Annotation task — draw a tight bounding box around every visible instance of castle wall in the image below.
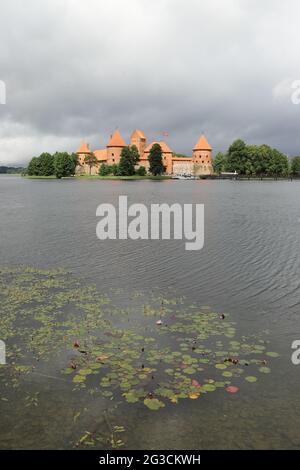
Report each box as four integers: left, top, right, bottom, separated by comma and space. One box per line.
107, 147, 123, 165
76, 163, 100, 176
193, 163, 212, 176
172, 161, 194, 175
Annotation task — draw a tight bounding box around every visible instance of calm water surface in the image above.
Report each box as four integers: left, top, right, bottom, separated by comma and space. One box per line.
0, 175, 300, 449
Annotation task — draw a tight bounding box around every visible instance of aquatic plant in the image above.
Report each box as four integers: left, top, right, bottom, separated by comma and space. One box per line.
0, 267, 280, 414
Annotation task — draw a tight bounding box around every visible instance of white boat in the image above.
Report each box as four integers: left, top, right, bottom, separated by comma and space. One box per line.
172, 174, 196, 180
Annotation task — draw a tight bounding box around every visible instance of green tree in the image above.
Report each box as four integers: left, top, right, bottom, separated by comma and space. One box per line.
213, 152, 227, 174
149, 143, 164, 176
131, 145, 140, 166
118, 147, 135, 176
136, 166, 146, 176
111, 164, 119, 175
99, 163, 110, 176
84, 152, 98, 175
27, 157, 41, 176
226, 139, 248, 174
291, 156, 300, 176
71, 153, 79, 175
54, 152, 75, 179
268, 149, 289, 178
255, 145, 273, 177
39, 152, 55, 176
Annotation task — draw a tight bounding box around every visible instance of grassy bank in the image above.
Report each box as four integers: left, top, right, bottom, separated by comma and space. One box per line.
75, 175, 172, 180
23, 174, 172, 181
23, 175, 59, 179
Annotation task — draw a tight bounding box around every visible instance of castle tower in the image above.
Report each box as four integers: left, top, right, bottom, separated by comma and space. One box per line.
130, 129, 147, 158
192, 135, 213, 175
106, 130, 126, 165
76, 141, 91, 165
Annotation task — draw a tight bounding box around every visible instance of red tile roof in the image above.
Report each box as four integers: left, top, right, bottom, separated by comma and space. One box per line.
193, 135, 212, 151
107, 130, 126, 147
144, 141, 173, 153
133, 129, 146, 139
77, 142, 90, 153
94, 149, 107, 161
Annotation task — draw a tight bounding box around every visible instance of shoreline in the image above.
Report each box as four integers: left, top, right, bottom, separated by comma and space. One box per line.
19, 174, 300, 181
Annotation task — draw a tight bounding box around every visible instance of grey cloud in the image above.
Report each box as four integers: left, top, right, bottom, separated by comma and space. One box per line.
1, 0, 300, 165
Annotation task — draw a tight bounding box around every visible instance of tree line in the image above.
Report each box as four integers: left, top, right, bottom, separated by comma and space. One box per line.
25, 152, 78, 178
213, 139, 300, 178
0, 166, 24, 174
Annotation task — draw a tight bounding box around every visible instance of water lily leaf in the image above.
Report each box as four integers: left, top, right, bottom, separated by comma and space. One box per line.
215, 381, 226, 388
222, 371, 233, 377
259, 367, 271, 374
143, 398, 165, 410
73, 375, 86, 383
215, 364, 227, 370
245, 376, 258, 383
201, 384, 216, 392
79, 368, 92, 376
266, 352, 279, 358
123, 392, 139, 403
183, 367, 197, 375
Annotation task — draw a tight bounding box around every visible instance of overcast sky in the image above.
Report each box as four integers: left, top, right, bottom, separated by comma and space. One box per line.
1, 0, 300, 165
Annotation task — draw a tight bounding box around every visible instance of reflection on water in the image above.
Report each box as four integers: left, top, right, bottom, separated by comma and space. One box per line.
0, 176, 300, 449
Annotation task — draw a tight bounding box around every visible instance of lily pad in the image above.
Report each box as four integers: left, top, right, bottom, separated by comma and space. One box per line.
259, 367, 271, 374
183, 367, 197, 375
222, 371, 233, 378
245, 376, 258, 383
143, 398, 165, 410
201, 384, 216, 392
73, 375, 86, 383
123, 392, 139, 403
215, 364, 227, 370
266, 352, 279, 358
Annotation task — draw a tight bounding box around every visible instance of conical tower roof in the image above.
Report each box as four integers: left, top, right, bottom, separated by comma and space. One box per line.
193, 135, 212, 151
107, 130, 126, 147
77, 142, 90, 153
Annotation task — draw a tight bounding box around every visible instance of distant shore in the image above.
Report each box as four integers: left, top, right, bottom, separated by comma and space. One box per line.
23, 175, 172, 181
19, 174, 300, 181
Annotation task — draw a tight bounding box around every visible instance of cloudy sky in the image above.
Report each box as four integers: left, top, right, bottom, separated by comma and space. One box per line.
1, 0, 300, 165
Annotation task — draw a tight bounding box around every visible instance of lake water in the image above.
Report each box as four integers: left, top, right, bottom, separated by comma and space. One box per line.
0, 175, 300, 449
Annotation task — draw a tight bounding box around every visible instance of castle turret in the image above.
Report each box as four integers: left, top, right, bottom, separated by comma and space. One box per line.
106, 130, 126, 165
192, 135, 213, 175
76, 141, 91, 165
130, 129, 147, 158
